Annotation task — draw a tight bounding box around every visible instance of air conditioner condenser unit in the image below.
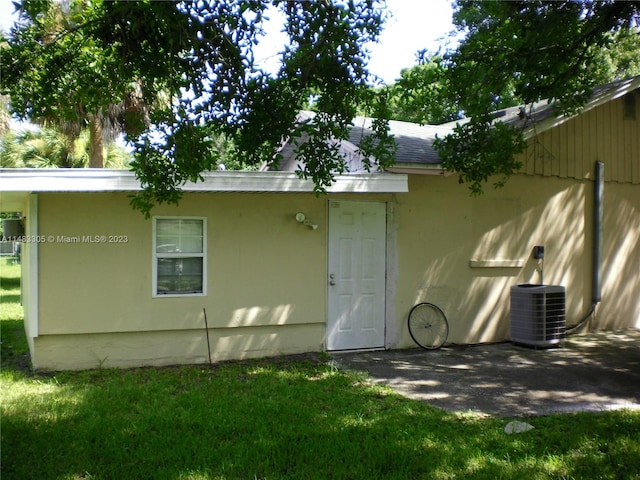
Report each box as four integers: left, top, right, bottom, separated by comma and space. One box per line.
510, 284, 566, 348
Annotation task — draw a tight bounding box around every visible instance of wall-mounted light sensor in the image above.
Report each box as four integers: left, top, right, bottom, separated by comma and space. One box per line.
295, 212, 318, 230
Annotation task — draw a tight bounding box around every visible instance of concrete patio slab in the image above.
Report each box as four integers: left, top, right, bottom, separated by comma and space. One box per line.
331, 330, 640, 417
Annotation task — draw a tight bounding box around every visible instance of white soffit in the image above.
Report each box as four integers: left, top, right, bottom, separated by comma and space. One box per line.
0, 169, 408, 194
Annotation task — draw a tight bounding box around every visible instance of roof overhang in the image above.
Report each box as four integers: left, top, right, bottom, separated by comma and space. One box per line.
0, 169, 408, 212
522, 75, 640, 139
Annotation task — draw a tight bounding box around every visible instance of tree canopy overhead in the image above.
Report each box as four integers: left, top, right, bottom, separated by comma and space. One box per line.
434, 0, 640, 193
3, 0, 640, 209
448, 0, 640, 116
1, 0, 393, 215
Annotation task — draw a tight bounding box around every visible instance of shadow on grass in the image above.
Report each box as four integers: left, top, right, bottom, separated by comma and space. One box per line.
0, 276, 20, 290
2, 356, 640, 479
0, 293, 21, 304
0, 319, 30, 372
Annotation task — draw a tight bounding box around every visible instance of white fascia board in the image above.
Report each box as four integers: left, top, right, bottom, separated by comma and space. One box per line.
0, 169, 408, 194
0, 169, 141, 192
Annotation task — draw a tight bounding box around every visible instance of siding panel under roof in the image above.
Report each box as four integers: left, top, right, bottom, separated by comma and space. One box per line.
517, 95, 640, 184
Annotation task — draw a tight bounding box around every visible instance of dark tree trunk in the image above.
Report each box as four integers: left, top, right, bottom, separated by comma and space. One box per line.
88, 112, 104, 168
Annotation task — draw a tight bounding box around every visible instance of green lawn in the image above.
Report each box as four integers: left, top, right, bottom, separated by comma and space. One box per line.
1, 257, 639, 479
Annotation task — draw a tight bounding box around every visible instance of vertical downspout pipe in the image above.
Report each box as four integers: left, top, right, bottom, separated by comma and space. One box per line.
567, 161, 603, 334
593, 161, 604, 304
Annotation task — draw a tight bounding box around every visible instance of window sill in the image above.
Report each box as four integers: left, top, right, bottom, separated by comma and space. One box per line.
153, 292, 206, 298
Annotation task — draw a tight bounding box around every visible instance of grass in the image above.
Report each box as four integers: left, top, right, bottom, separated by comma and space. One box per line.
1, 258, 640, 479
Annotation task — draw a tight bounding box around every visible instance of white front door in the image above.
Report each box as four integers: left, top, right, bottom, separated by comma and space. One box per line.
327, 200, 386, 350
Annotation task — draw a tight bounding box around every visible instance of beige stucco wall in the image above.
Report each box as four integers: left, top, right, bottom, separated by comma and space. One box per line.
391, 173, 639, 348
385, 93, 638, 348
31, 324, 326, 371
599, 182, 640, 329
34, 191, 335, 369
31, 168, 639, 371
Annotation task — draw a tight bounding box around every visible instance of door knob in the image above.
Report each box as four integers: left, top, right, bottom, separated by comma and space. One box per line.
329, 273, 336, 286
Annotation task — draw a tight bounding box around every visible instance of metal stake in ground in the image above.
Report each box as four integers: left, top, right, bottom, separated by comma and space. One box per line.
203, 308, 212, 367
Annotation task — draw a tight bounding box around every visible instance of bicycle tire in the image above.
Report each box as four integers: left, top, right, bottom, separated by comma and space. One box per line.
408, 302, 449, 350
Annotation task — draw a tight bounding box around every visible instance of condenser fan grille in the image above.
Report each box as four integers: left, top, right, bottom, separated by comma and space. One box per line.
510, 285, 566, 348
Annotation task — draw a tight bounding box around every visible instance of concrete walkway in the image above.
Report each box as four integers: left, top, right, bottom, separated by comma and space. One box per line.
331, 330, 640, 417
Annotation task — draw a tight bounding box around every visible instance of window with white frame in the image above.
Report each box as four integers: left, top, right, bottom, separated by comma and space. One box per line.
153, 217, 206, 296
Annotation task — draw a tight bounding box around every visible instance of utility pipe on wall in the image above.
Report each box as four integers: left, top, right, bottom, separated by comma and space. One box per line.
592, 161, 604, 304
567, 161, 603, 334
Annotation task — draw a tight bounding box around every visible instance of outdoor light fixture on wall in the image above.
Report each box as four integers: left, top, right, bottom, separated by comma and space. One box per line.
295, 212, 318, 230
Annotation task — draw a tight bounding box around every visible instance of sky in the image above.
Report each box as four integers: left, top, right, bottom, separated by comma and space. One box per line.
0, 0, 456, 86
359, 0, 457, 83
252, 0, 457, 84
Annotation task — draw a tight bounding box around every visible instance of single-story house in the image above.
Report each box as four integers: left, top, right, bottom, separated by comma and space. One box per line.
1, 76, 638, 370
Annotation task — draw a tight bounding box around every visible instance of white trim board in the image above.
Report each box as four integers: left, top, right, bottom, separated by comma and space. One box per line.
0, 169, 408, 194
